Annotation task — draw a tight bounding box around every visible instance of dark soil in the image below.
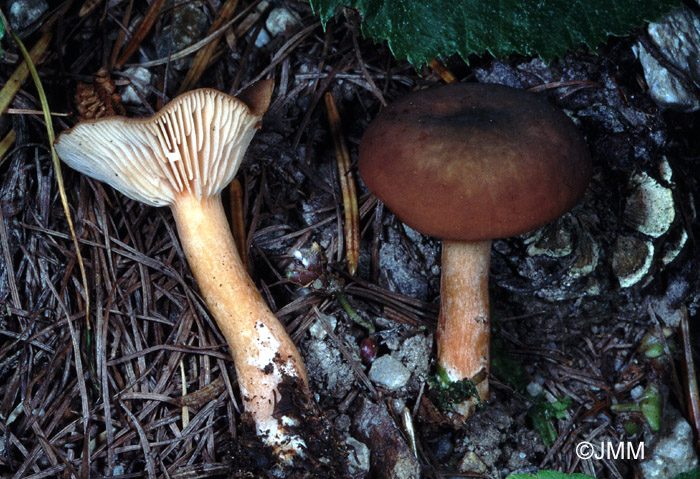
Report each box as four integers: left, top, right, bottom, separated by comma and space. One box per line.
1, 1, 699, 478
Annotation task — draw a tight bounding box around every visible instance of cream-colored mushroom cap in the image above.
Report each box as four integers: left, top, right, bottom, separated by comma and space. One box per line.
55, 88, 264, 206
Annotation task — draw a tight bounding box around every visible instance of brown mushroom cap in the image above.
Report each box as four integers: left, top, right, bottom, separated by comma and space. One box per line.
358, 83, 592, 241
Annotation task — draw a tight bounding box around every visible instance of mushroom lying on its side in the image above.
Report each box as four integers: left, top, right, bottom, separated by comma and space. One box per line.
55, 82, 311, 459
359, 83, 592, 416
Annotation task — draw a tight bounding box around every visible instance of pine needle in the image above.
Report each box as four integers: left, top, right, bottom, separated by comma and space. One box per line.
10, 29, 91, 328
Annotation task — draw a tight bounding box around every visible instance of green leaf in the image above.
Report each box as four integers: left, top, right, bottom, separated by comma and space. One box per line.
0, 14, 5, 58
310, 0, 681, 65
639, 383, 663, 431
491, 337, 529, 392
527, 394, 572, 447
508, 471, 596, 479
673, 467, 700, 479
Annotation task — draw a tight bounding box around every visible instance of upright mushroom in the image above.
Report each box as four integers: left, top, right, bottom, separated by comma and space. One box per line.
359, 83, 591, 415
55, 83, 310, 457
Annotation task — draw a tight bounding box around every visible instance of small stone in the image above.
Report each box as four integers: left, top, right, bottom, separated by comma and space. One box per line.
368, 355, 411, 391
526, 381, 543, 397
303, 339, 354, 398
650, 276, 691, 328
120, 67, 152, 104
429, 434, 454, 462
390, 398, 406, 416
156, 4, 209, 70
265, 8, 298, 36
613, 357, 625, 371
335, 414, 352, 434
309, 314, 336, 340
345, 437, 370, 475
392, 334, 431, 385
612, 236, 654, 288
624, 172, 675, 238
383, 332, 401, 351
459, 451, 488, 473
639, 407, 699, 479
378, 224, 437, 301
635, 7, 700, 111
353, 398, 421, 479
253, 28, 270, 48
112, 465, 125, 475
631, 385, 645, 400
636, 45, 700, 112
8, 0, 48, 32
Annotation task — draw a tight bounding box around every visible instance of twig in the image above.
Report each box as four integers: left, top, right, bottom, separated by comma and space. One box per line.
324, 92, 360, 276
8, 24, 91, 332
108, 0, 134, 69
428, 58, 456, 83
680, 306, 700, 450
0, 31, 52, 115
0, 129, 15, 165
229, 178, 249, 271
353, 28, 387, 106
127, 4, 259, 68
114, 0, 167, 67
178, 0, 240, 94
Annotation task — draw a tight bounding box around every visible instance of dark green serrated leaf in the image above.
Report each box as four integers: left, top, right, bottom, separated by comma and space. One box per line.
0, 14, 5, 57
508, 471, 596, 479
310, 0, 681, 65
673, 467, 700, 479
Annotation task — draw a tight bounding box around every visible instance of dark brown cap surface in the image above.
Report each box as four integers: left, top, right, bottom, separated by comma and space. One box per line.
358, 83, 592, 241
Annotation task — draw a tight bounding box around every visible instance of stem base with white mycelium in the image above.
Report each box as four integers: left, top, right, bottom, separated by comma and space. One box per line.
172, 194, 309, 456
55, 84, 317, 461
437, 239, 491, 415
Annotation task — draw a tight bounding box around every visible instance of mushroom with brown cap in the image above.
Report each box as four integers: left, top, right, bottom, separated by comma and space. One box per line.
54, 82, 311, 459
358, 82, 592, 415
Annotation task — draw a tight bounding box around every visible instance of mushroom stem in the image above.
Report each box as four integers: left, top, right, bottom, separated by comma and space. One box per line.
171, 193, 309, 455
437, 239, 491, 408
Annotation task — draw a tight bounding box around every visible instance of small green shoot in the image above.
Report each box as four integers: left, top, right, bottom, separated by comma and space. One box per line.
610, 383, 663, 431
492, 338, 572, 446
492, 337, 528, 391
639, 384, 663, 431
337, 292, 375, 334
527, 394, 573, 447
639, 331, 668, 358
